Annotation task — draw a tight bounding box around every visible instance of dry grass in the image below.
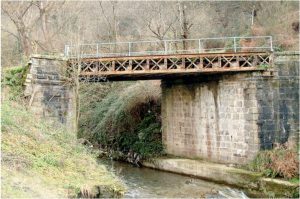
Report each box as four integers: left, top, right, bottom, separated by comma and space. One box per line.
268, 145, 299, 179
246, 143, 299, 180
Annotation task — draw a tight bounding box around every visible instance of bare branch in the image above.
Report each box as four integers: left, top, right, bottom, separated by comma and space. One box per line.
19, 1, 34, 18
1, 27, 20, 42
98, 1, 113, 37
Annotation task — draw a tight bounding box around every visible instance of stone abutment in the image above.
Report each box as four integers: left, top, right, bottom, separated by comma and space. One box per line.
24, 55, 76, 132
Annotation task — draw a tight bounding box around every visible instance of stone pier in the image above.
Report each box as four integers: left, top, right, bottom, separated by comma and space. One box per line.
161, 52, 299, 164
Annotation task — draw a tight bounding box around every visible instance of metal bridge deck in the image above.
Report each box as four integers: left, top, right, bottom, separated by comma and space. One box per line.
68, 51, 273, 81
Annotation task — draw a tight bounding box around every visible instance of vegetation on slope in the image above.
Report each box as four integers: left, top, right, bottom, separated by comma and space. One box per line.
1, 67, 125, 198
79, 81, 164, 160
2, 65, 29, 100
1, 100, 125, 198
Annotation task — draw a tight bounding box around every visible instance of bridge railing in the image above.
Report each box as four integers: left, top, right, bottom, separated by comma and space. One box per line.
64, 36, 273, 58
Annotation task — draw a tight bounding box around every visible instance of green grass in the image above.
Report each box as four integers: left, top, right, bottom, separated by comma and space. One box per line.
258, 64, 269, 70
1, 100, 125, 198
289, 177, 300, 184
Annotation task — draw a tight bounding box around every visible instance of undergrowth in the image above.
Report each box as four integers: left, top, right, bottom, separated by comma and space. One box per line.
245, 144, 299, 180
1, 100, 125, 198
2, 65, 29, 100
79, 80, 164, 160
117, 113, 163, 158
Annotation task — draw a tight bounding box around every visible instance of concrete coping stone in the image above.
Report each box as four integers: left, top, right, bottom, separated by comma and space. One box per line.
30, 54, 67, 61
274, 51, 300, 56
143, 158, 299, 198
274, 51, 300, 62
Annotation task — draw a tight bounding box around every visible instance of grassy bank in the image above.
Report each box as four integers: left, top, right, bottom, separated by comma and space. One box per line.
1, 99, 125, 198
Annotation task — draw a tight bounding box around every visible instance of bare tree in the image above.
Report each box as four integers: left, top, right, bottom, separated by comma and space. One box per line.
143, 3, 177, 41
177, 1, 193, 50
98, 1, 119, 42
33, 1, 64, 50
2, 1, 35, 56
1, 1, 299, 67
2, 1, 66, 56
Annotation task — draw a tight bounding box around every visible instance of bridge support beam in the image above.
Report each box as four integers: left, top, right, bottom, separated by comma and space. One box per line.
161, 52, 299, 164
24, 55, 76, 132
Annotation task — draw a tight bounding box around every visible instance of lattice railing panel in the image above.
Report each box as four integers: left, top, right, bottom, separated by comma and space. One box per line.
239, 55, 255, 67
149, 58, 164, 70
185, 57, 201, 69
257, 54, 270, 65
221, 56, 238, 68
167, 58, 182, 70
99, 61, 111, 71
70, 52, 273, 81
203, 56, 218, 68
115, 60, 129, 71
132, 59, 146, 71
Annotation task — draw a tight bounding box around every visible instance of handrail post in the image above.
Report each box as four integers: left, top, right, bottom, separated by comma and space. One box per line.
198, 39, 201, 53
96, 44, 99, 57
269, 36, 273, 52
233, 37, 237, 52
164, 40, 167, 54
99, 44, 101, 57
78, 45, 81, 59
128, 42, 131, 56
64, 45, 69, 57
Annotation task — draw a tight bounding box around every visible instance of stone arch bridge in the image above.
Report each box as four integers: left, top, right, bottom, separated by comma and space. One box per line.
24, 36, 299, 164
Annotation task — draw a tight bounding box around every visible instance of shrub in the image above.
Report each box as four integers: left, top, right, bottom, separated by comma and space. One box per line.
117, 113, 163, 158
246, 144, 299, 179
79, 80, 164, 159
2, 65, 29, 100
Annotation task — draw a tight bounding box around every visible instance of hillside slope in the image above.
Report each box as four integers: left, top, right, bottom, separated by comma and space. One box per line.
1, 100, 125, 198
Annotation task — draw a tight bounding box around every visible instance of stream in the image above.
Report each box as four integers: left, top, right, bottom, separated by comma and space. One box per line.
100, 159, 249, 198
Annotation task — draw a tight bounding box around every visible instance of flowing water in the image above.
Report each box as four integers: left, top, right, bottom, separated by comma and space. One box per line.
100, 159, 249, 198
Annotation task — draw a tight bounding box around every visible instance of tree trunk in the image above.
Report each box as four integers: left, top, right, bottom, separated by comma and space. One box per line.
18, 26, 31, 57
40, 2, 49, 48
178, 2, 189, 50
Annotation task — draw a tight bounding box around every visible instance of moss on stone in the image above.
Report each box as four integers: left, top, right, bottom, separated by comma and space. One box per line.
259, 178, 299, 198
143, 158, 299, 198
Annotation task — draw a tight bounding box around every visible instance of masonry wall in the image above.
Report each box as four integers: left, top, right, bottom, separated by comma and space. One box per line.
24, 55, 76, 132
256, 53, 299, 149
161, 52, 299, 164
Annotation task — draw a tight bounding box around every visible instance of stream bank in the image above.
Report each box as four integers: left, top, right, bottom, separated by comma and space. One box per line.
142, 157, 299, 198
100, 159, 248, 198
